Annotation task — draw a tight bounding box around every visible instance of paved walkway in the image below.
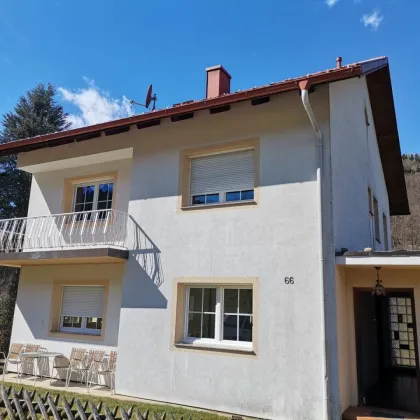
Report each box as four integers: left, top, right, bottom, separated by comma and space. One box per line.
2, 373, 120, 399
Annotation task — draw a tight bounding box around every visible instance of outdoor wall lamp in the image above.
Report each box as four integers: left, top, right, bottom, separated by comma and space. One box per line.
372, 266, 386, 296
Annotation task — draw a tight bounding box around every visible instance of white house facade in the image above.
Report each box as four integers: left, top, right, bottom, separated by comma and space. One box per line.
0, 57, 412, 420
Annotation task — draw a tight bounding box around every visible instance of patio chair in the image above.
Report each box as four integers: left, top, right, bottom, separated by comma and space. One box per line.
54, 348, 87, 387
88, 350, 117, 394
20, 343, 41, 378
50, 354, 71, 385
66, 349, 103, 392
1, 343, 25, 381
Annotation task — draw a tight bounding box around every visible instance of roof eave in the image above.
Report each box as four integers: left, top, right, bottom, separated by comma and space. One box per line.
366, 65, 409, 216
0, 65, 362, 156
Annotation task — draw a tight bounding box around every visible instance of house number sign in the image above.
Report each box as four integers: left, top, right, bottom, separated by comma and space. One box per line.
284, 277, 294, 284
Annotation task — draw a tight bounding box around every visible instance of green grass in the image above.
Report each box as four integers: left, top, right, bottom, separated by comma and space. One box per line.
0, 380, 229, 420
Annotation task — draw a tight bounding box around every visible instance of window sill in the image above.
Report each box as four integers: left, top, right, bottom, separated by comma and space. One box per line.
175, 341, 255, 355
180, 200, 257, 211
48, 331, 104, 341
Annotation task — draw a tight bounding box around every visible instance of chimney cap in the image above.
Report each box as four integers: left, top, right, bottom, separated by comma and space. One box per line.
205, 65, 232, 79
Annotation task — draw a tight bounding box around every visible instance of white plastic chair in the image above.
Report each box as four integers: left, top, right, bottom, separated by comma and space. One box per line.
66, 349, 105, 392
63, 348, 88, 388
88, 350, 117, 394
1, 343, 25, 381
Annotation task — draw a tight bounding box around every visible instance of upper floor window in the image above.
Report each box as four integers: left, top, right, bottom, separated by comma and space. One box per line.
189, 149, 255, 206
373, 196, 380, 243
383, 213, 389, 250
368, 187, 373, 215
73, 180, 114, 219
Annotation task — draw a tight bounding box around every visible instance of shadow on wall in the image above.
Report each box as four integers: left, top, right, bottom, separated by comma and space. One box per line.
123, 216, 167, 310
15, 217, 167, 346
130, 217, 164, 288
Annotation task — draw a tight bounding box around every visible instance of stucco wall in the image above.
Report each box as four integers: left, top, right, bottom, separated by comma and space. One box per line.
9, 264, 124, 357
336, 266, 420, 412
12, 86, 334, 419
330, 77, 390, 252
115, 89, 331, 420
27, 158, 132, 217
335, 266, 351, 414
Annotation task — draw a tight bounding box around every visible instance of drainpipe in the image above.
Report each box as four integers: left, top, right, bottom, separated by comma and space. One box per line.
299, 79, 329, 420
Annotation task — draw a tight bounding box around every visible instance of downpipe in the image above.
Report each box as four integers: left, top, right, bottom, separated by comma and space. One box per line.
299, 81, 329, 420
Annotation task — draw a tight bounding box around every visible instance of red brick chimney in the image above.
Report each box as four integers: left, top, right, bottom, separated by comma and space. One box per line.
206, 65, 231, 99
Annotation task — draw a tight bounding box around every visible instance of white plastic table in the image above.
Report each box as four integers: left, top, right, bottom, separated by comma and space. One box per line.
22, 352, 63, 384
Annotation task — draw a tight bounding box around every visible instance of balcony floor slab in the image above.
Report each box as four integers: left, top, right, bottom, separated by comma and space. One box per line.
0, 246, 129, 267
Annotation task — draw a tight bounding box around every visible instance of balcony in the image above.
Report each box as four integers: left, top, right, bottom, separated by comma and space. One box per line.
0, 209, 130, 266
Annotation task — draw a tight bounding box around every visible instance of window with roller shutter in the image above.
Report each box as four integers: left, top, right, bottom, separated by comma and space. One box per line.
60, 286, 105, 335
189, 149, 255, 206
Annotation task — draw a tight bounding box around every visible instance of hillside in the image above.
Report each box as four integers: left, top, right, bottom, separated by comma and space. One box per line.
391, 155, 420, 249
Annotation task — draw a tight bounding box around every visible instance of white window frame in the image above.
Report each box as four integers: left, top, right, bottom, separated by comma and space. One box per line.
189, 148, 255, 207
182, 285, 253, 350
72, 179, 114, 213
189, 189, 255, 206
59, 316, 102, 336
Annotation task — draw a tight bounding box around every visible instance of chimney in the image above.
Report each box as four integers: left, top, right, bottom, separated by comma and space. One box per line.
206, 65, 231, 99
336, 56, 343, 69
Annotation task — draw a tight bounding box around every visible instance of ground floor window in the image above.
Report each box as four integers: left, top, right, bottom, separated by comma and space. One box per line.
184, 286, 253, 347
60, 286, 105, 335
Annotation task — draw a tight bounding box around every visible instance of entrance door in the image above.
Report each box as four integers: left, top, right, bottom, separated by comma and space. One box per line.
354, 290, 380, 404
354, 289, 420, 413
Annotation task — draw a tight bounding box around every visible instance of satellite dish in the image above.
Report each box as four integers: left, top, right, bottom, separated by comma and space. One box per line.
145, 84, 153, 108
130, 84, 157, 111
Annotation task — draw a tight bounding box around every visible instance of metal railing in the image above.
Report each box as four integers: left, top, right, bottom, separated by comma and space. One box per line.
0, 209, 130, 252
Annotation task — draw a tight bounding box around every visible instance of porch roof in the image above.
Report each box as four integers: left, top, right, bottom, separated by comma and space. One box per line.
336, 250, 420, 267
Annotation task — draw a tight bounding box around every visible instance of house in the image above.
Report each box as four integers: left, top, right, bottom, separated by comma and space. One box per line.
0, 56, 414, 419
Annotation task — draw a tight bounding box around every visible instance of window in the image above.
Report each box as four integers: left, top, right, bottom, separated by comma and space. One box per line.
383, 213, 389, 251
364, 106, 370, 127
373, 196, 380, 243
73, 180, 114, 220
184, 286, 253, 348
189, 149, 255, 206
60, 286, 105, 336
368, 187, 373, 215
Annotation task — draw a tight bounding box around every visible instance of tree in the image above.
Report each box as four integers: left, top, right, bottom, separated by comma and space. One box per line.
0, 83, 70, 353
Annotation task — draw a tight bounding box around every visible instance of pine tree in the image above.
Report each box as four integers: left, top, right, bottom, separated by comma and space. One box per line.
0, 83, 70, 218
0, 83, 70, 353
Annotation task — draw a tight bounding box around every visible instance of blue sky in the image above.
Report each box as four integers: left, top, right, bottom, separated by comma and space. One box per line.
0, 0, 417, 152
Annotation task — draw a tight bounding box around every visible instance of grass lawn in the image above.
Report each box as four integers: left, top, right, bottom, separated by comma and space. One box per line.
0, 380, 230, 420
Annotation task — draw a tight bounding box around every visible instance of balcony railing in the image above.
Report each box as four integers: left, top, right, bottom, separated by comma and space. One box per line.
0, 209, 129, 252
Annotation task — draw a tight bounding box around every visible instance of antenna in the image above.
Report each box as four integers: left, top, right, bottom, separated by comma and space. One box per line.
129, 84, 157, 111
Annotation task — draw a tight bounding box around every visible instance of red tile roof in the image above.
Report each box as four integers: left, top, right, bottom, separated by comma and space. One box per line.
0, 56, 409, 215
0, 57, 385, 156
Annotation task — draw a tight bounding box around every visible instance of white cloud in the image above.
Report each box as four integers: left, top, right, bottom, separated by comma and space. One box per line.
58, 78, 134, 129
326, 0, 339, 7
361, 10, 384, 30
